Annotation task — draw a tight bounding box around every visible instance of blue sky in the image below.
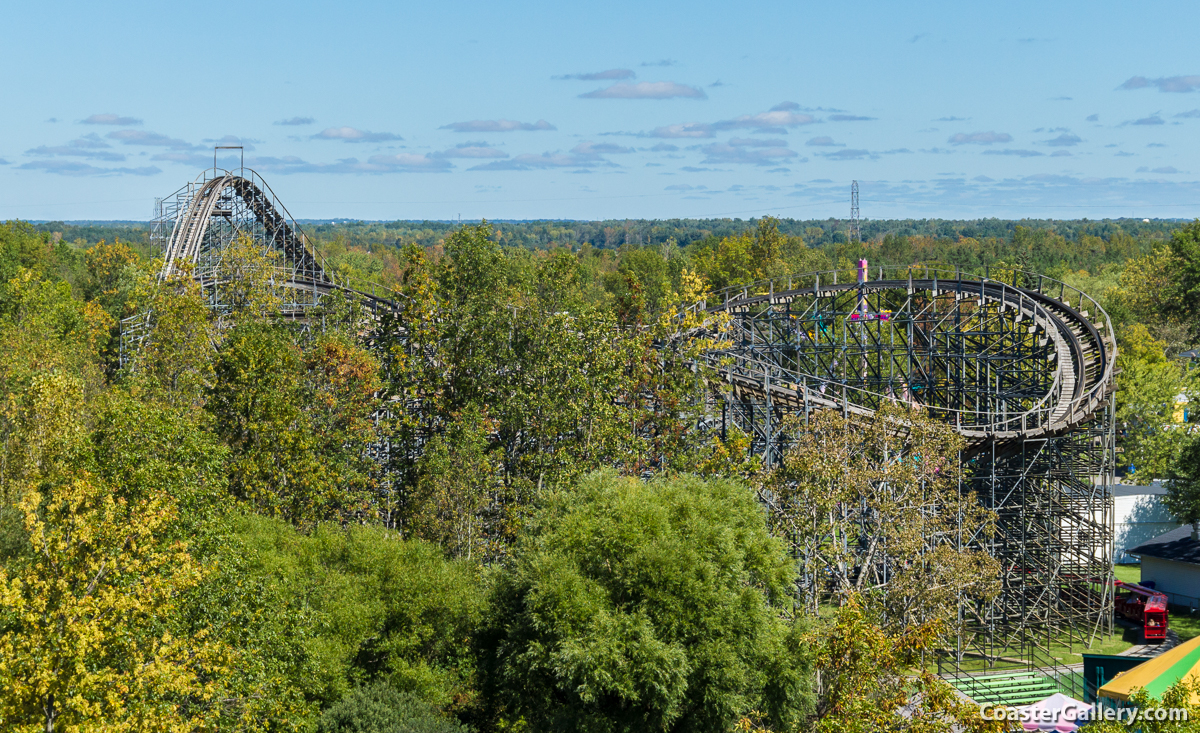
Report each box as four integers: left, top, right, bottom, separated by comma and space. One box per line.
3, 0, 1200, 221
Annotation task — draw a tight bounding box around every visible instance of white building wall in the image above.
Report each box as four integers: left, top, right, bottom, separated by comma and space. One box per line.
1114, 492, 1181, 564
1140, 556, 1200, 607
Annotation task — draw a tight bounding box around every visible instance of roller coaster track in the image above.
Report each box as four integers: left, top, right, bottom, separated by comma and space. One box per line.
121, 168, 399, 363
693, 265, 1115, 450
154, 168, 396, 313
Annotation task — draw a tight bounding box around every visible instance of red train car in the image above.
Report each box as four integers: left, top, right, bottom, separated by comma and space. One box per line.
1115, 581, 1169, 641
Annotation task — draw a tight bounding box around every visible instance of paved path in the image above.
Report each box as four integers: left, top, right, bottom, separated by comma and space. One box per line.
1116, 618, 1180, 657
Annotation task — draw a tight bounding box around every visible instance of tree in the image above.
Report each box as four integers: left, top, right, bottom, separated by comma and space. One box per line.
185, 515, 484, 717
757, 404, 1000, 628
1114, 324, 1197, 479
1165, 434, 1200, 530
0, 373, 227, 733
124, 266, 215, 410
206, 322, 381, 525
317, 681, 467, 733
810, 598, 1010, 733
477, 471, 813, 733
215, 234, 284, 326
409, 405, 506, 561
1086, 678, 1200, 732
83, 239, 141, 320
0, 274, 110, 504
1165, 219, 1200, 336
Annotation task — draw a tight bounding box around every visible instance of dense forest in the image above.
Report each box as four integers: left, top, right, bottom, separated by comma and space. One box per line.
1, 214, 1199, 732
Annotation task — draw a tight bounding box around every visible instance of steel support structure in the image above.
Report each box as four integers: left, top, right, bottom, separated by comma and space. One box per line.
694, 263, 1116, 681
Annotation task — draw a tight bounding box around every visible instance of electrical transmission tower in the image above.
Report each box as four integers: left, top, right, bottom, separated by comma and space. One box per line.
849, 180, 861, 243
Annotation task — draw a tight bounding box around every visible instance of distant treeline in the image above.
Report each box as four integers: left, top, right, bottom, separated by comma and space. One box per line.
31, 216, 1189, 286
33, 216, 1187, 250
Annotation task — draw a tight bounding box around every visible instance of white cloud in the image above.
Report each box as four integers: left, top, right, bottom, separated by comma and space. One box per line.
713, 110, 816, 130
554, 69, 634, 81
819, 149, 877, 161
642, 106, 818, 140
274, 116, 314, 125
202, 135, 261, 151
647, 123, 715, 138
81, 113, 142, 125
367, 153, 451, 171
982, 149, 1043, 157
249, 154, 449, 174
805, 136, 840, 147
433, 142, 508, 159
730, 137, 788, 147
469, 141, 625, 171
440, 119, 556, 132
18, 159, 159, 176
699, 143, 798, 165
580, 81, 706, 99
948, 131, 1013, 145
1042, 133, 1081, 146
572, 141, 635, 155
107, 130, 202, 150
312, 127, 403, 143
26, 133, 125, 161
1119, 75, 1200, 93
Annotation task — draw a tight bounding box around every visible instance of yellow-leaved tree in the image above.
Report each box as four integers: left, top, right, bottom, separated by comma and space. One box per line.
0, 373, 228, 733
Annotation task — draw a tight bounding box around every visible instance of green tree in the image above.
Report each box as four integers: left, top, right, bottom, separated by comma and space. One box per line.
409, 405, 506, 561
207, 322, 381, 524
1086, 678, 1200, 732
124, 266, 215, 409
186, 515, 483, 717
1165, 433, 1200, 531
1165, 219, 1200, 336
477, 471, 813, 733
1115, 324, 1197, 479
83, 239, 141, 320
316, 681, 467, 733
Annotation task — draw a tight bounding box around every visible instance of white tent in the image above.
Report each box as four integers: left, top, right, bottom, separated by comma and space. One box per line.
1016, 692, 1093, 732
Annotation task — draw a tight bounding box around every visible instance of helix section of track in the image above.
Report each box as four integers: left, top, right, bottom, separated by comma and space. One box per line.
691, 264, 1115, 450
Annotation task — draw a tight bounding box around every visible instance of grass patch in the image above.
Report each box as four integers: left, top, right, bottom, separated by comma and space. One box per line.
1170, 606, 1200, 642
1114, 564, 1141, 585
931, 628, 1141, 673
